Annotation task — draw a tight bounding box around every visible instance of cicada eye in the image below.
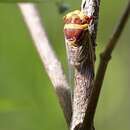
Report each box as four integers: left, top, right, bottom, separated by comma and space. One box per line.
73, 17, 82, 24
63, 16, 67, 23
83, 16, 93, 24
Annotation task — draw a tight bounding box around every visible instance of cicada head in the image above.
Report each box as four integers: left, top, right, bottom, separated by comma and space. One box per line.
63, 10, 92, 47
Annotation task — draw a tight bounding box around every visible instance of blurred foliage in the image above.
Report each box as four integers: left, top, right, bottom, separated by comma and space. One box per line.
0, 0, 42, 2
56, 1, 70, 14
0, 0, 130, 130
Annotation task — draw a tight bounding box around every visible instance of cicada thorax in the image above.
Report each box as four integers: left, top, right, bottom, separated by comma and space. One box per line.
63, 10, 93, 68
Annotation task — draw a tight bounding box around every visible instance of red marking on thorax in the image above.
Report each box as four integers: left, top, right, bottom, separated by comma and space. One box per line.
64, 13, 93, 46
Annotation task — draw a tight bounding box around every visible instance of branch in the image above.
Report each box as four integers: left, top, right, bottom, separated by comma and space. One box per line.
81, 0, 100, 49
83, 1, 130, 129
63, 0, 100, 130
18, 3, 72, 126
77, 1, 100, 130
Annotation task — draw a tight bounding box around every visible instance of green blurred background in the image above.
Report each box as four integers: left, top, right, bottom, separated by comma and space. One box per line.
0, 0, 130, 130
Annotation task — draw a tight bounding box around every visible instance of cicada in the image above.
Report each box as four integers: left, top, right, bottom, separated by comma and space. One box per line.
63, 10, 94, 69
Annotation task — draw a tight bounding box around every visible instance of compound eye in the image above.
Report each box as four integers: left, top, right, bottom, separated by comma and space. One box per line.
63, 16, 67, 23
85, 16, 93, 24
81, 16, 88, 24
74, 18, 82, 24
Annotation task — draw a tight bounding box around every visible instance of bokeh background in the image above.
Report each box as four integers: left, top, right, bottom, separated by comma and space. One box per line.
0, 0, 130, 130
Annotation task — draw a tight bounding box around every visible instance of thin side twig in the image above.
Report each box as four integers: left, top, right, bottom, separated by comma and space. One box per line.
18, 3, 72, 126
83, 1, 130, 129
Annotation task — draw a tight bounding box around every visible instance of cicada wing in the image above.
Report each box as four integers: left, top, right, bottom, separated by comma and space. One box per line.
76, 31, 95, 76
65, 40, 74, 88
87, 32, 95, 70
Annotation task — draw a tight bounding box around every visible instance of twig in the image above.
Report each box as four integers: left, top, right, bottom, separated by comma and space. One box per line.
81, 0, 100, 49
18, 3, 72, 126
64, 0, 100, 130
83, 1, 130, 129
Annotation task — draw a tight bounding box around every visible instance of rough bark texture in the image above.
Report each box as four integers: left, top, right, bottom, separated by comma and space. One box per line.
69, 31, 94, 130
71, 67, 94, 130
81, 0, 100, 49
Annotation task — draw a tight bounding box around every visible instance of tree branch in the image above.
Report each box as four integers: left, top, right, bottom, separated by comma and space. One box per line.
63, 1, 100, 130
18, 3, 72, 126
83, 1, 130, 129
81, 0, 100, 49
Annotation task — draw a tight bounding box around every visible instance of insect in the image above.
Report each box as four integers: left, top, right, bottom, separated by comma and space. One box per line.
63, 10, 94, 69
